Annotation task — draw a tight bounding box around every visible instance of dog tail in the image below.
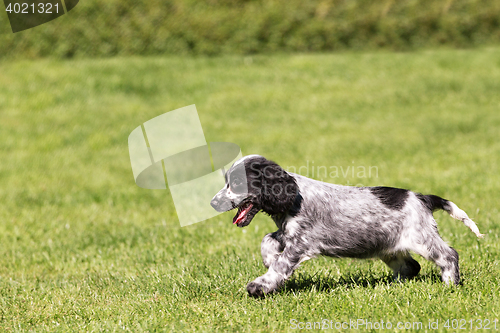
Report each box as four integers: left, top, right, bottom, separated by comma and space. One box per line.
417, 194, 484, 238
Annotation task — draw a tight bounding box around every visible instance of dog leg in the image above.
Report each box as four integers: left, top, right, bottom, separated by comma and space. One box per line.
261, 231, 284, 269
429, 246, 460, 286
248, 246, 307, 297
381, 252, 421, 281
410, 236, 460, 286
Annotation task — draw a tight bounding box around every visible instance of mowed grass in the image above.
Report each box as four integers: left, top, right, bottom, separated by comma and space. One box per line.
0, 47, 500, 332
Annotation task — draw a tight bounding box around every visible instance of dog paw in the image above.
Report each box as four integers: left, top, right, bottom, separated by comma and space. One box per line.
246, 281, 268, 298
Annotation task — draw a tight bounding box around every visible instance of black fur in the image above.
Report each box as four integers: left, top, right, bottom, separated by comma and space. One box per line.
416, 194, 450, 212
288, 193, 303, 217
403, 257, 421, 279
370, 186, 409, 210
244, 157, 298, 216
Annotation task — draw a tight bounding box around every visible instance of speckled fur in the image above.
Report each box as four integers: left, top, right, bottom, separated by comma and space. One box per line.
210, 155, 483, 297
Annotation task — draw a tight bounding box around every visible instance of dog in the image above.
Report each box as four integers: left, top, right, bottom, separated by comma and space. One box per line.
210, 155, 483, 297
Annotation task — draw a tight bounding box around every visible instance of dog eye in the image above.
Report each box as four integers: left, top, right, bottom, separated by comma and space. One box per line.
231, 178, 243, 187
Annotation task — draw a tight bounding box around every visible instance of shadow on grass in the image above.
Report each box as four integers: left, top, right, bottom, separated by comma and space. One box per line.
281, 270, 443, 293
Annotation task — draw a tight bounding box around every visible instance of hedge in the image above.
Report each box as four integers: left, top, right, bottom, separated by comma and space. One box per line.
1, 0, 499, 58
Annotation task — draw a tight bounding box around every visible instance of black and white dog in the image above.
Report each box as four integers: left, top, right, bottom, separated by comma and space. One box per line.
210, 155, 483, 297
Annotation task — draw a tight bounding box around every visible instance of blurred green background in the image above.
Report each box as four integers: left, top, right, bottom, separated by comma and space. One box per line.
1, 0, 500, 57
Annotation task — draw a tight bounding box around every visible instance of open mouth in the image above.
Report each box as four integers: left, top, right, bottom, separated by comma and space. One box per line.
233, 202, 254, 226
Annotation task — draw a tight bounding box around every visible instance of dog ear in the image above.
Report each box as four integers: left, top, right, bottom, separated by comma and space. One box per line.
259, 161, 298, 215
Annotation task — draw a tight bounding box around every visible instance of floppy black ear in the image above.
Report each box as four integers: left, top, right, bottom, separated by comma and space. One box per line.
259, 160, 298, 215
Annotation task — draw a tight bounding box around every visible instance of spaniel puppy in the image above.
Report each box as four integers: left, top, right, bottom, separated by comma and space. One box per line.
210, 155, 483, 297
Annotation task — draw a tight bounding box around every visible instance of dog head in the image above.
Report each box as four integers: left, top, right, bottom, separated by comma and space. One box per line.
210, 155, 298, 227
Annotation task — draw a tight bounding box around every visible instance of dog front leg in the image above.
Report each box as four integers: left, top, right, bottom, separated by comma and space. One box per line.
247, 246, 305, 297
261, 231, 284, 268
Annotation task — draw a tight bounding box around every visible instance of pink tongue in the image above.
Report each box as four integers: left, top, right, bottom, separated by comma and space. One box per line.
233, 204, 253, 225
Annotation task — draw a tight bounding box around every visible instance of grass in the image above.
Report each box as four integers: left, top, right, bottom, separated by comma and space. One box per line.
0, 47, 500, 331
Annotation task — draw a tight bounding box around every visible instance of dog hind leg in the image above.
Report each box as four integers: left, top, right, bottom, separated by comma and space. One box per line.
381, 252, 421, 281
429, 245, 460, 286
409, 235, 460, 286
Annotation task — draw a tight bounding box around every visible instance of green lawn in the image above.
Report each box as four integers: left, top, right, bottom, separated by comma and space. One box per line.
0, 47, 499, 332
